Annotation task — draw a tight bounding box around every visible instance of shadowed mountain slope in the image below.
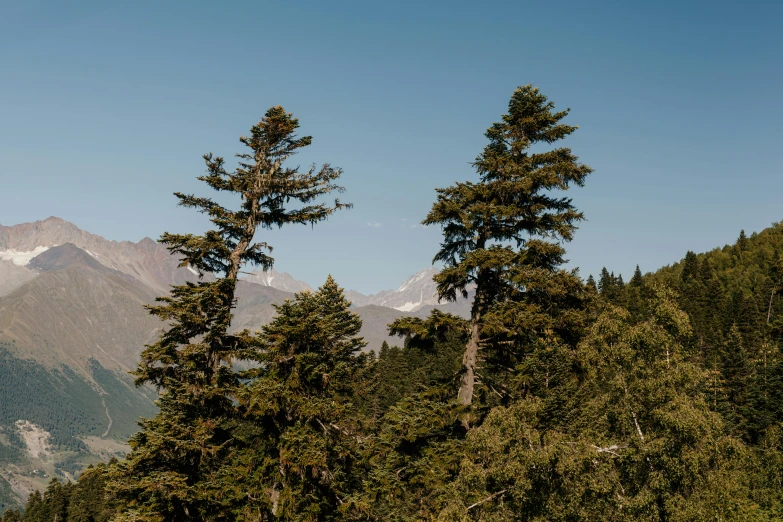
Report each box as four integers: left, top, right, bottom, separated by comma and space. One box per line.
0, 244, 161, 376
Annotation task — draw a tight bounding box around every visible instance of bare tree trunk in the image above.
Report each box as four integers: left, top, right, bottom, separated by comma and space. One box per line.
455, 238, 487, 430
227, 194, 261, 281
227, 151, 272, 282
767, 288, 776, 324
457, 280, 486, 429
215, 158, 268, 376
458, 318, 481, 409
623, 382, 645, 442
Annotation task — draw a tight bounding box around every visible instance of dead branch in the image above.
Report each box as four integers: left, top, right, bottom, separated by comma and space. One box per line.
467, 489, 508, 510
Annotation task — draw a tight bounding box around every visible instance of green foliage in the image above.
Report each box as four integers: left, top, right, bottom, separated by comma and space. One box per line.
356, 386, 463, 521
630, 221, 783, 444
630, 265, 643, 287
1, 509, 22, 522
67, 463, 117, 522
13, 463, 115, 522
0, 348, 152, 452
330, 311, 467, 520
364, 312, 467, 418
598, 266, 627, 305
110, 107, 349, 521
440, 287, 773, 521
424, 85, 592, 425
16, 90, 783, 522
0, 476, 21, 515
220, 277, 366, 520
0, 436, 23, 466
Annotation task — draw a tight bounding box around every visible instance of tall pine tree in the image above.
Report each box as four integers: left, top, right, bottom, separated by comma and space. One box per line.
111, 107, 349, 521
423, 85, 592, 425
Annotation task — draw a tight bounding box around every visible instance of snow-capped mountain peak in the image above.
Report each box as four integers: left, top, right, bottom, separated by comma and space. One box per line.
343, 266, 466, 313
397, 267, 439, 293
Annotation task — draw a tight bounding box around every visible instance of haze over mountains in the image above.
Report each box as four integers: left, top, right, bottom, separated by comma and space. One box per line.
247, 266, 472, 314
0, 217, 470, 361
0, 216, 468, 508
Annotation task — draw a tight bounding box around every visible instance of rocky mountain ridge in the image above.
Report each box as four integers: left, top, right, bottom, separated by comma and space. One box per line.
243, 269, 313, 293
2, 218, 466, 315
247, 266, 473, 314
0, 216, 198, 295
0, 222, 479, 370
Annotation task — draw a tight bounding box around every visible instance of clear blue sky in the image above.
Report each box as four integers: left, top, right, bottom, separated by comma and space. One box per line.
1, 1, 781, 294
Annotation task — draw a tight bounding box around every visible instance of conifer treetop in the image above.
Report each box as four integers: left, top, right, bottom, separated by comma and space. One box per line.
162, 106, 350, 279
424, 85, 593, 302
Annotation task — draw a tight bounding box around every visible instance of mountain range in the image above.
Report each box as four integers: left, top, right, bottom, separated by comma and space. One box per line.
0, 217, 467, 509
246, 266, 472, 314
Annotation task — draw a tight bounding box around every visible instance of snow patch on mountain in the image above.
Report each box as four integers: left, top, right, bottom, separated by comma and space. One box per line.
394, 289, 426, 312
244, 268, 313, 293
344, 268, 443, 312
0, 217, 202, 293
0, 246, 51, 266
243, 266, 459, 314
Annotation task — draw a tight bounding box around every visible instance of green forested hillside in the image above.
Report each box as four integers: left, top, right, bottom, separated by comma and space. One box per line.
598, 223, 783, 445
0, 345, 105, 451
5, 88, 783, 521
0, 347, 156, 451
89, 360, 158, 441
0, 477, 20, 515
0, 346, 156, 511
1, 463, 116, 522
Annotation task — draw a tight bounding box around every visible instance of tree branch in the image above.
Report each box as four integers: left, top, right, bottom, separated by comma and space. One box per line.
467, 489, 508, 510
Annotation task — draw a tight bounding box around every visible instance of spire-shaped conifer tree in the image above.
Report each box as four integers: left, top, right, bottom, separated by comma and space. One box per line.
630, 265, 643, 287
423, 85, 592, 421
225, 276, 366, 519
111, 107, 349, 521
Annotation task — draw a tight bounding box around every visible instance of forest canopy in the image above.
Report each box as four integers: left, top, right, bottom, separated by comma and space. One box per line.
6, 87, 783, 522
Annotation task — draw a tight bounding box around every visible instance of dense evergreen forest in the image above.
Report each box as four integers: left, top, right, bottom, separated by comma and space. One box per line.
0, 349, 157, 452
5, 86, 783, 521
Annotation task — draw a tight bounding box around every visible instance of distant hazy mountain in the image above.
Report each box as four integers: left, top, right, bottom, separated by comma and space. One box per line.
0, 216, 200, 295
0, 218, 459, 375
0, 217, 469, 507
0, 257, 36, 297
345, 267, 474, 316
244, 265, 473, 315
238, 266, 473, 347
0, 243, 161, 376
0, 217, 468, 374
